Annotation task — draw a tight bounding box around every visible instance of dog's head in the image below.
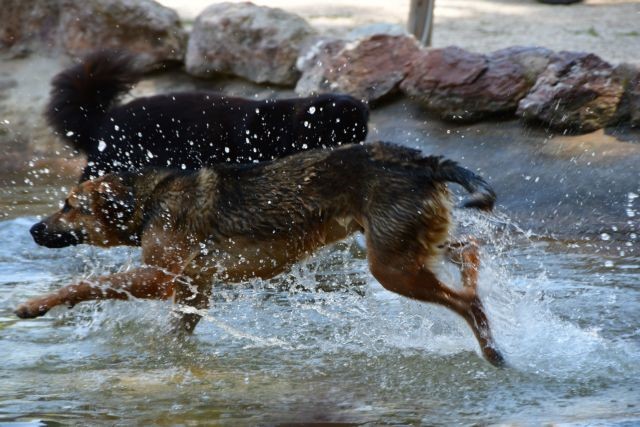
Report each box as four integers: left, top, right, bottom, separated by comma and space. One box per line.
31, 174, 137, 248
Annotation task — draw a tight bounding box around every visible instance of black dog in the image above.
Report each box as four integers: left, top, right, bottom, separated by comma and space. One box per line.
47, 51, 369, 181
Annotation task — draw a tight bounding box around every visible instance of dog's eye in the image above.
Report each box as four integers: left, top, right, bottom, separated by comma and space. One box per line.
61, 201, 72, 213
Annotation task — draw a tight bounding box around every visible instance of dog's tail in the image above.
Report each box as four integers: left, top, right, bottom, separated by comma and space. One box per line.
46, 50, 141, 153
433, 159, 496, 211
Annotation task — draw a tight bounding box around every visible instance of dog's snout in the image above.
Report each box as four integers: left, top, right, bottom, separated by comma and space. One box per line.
30, 220, 83, 248
30, 222, 47, 240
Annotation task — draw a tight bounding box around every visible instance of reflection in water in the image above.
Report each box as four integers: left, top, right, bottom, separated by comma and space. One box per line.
0, 210, 639, 425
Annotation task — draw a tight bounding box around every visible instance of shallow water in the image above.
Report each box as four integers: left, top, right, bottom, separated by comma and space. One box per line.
1, 203, 639, 425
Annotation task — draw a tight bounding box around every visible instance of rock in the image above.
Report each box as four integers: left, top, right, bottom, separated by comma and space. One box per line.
0, 0, 186, 68
296, 34, 421, 103
0, 0, 59, 57
295, 37, 348, 97
490, 46, 554, 84
400, 46, 532, 120
60, 0, 187, 68
517, 51, 625, 132
612, 63, 640, 127
185, 2, 316, 85
627, 79, 640, 128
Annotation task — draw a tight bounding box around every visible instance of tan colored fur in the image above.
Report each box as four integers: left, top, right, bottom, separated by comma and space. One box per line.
19, 142, 504, 366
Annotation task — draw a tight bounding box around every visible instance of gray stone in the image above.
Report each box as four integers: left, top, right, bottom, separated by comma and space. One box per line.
295, 37, 348, 97
59, 0, 187, 68
296, 34, 421, 102
400, 46, 532, 120
628, 80, 640, 128
612, 63, 640, 127
517, 51, 625, 132
0, 0, 187, 68
490, 46, 554, 84
0, 0, 61, 57
185, 2, 316, 85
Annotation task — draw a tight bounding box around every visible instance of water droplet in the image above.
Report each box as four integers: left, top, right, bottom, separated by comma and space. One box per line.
98, 140, 107, 152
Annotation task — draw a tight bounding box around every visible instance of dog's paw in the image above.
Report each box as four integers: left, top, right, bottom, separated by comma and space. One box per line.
14, 302, 49, 319
483, 345, 507, 368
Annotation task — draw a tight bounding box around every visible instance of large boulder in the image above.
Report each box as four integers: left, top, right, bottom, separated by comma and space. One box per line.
0, 0, 186, 68
296, 34, 421, 103
612, 63, 640, 127
400, 46, 537, 120
185, 2, 316, 85
627, 77, 640, 127
295, 37, 348, 98
517, 52, 625, 132
297, 21, 412, 93
59, 0, 186, 67
490, 46, 554, 84
0, 0, 61, 57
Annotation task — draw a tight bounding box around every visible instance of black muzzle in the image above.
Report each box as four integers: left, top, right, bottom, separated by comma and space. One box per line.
30, 221, 84, 248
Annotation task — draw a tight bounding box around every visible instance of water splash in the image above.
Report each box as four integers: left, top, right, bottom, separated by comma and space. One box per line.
453, 209, 640, 379
2, 214, 639, 378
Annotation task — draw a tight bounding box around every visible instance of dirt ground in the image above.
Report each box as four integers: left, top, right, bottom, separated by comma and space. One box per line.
158, 0, 640, 65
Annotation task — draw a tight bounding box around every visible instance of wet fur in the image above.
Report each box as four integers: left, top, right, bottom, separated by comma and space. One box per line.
47, 50, 369, 181
21, 142, 504, 366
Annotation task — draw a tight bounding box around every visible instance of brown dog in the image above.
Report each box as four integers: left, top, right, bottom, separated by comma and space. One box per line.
19, 142, 504, 366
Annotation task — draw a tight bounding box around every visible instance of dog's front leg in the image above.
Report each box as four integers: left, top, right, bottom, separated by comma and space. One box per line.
170, 274, 213, 334
14, 267, 179, 319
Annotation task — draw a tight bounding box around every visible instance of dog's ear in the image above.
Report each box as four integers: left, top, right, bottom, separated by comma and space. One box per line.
96, 178, 135, 223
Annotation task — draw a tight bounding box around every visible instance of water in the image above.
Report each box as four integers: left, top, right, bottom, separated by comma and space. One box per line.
0, 177, 639, 425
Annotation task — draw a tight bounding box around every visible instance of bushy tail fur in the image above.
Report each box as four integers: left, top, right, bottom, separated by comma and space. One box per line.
46, 50, 140, 153
433, 159, 496, 211
368, 142, 496, 211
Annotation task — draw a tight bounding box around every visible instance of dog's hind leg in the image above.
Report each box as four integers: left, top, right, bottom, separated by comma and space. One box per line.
445, 238, 480, 289
170, 274, 212, 334
443, 239, 505, 365
14, 267, 178, 319
367, 250, 505, 367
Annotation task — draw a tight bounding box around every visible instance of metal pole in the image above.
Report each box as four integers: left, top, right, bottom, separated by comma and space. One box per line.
408, 0, 435, 46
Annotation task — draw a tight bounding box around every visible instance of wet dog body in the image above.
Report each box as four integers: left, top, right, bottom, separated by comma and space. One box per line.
47, 51, 369, 181
22, 142, 503, 366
